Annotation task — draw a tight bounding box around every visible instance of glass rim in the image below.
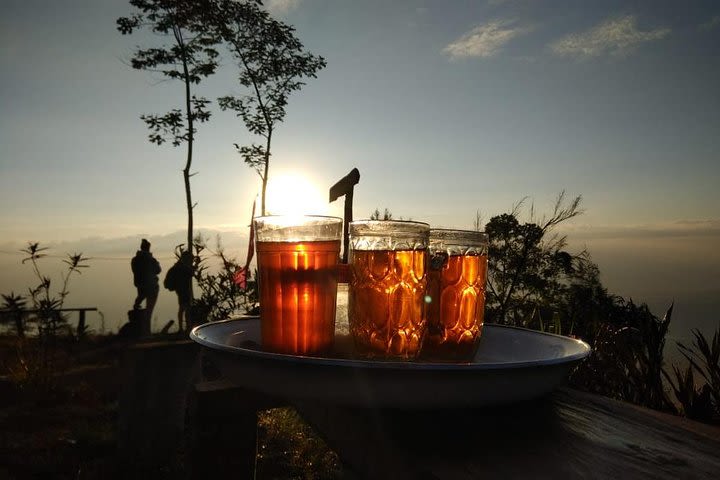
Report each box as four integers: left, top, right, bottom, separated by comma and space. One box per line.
430, 227, 488, 236
350, 220, 430, 238
352, 219, 429, 225
254, 215, 343, 242
253, 214, 343, 224
349, 220, 429, 250
349, 220, 430, 231
430, 228, 488, 246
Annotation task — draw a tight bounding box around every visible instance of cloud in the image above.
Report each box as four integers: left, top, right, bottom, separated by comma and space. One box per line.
265, 0, 301, 16
550, 15, 670, 58
444, 20, 530, 59
699, 15, 720, 31
561, 219, 720, 240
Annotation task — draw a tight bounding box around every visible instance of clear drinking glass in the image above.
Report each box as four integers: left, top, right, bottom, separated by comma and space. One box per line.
254, 215, 343, 355
348, 220, 430, 359
422, 228, 488, 361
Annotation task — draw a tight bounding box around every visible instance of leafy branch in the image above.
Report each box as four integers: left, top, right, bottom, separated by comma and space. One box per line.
117, 0, 222, 254
211, 0, 327, 215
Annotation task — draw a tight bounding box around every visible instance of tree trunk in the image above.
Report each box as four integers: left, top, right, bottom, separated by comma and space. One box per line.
261, 128, 272, 216
178, 32, 194, 309
497, 238, 533, 324
14, 313, 24, 338
183, 91, 194, 253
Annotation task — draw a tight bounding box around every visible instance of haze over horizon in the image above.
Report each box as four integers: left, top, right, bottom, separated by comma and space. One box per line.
1, 1, 718, 341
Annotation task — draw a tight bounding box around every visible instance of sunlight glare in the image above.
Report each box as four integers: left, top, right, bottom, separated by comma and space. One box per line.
265, 171, 329, 216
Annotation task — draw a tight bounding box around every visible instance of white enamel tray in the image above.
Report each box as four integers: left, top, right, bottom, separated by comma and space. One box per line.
190, 317, 591, 409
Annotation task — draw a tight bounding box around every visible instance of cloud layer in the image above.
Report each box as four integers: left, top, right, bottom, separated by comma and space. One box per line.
265, 0, 301, 16
561, 219, 720, 240
444, 20, 529, 59
550, 15, 670, 58
699, 15, 720, 31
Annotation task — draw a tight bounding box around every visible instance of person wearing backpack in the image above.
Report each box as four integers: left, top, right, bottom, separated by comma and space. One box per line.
165, 251, 193, 333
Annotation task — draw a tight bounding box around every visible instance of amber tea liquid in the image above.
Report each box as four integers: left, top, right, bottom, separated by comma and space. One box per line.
348, 249, 427, 358
257, 240, 340, 355
423, 253, 488, 361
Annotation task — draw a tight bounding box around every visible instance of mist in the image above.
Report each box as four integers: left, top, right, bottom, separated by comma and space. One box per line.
0, 229, 251, 334
1, 228, 718, 366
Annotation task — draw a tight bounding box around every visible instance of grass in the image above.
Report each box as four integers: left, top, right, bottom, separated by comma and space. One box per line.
257, 408, 343, 480
0, 333, 343, 479
0, 390, 117, 478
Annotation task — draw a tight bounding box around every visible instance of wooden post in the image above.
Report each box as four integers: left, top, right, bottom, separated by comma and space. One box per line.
329, 168, 360, 263
117, 340, 201, 473
186, 378, 284, 480
77, 310, 86, 336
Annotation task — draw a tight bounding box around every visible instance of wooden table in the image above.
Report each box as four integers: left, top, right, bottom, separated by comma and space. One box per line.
188, 351, 720, 480
116, 319, 720, 478
291, 387, 720, 479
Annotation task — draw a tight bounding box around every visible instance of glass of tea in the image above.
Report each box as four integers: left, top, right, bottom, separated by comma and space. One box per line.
421, 229, 488, 361
348, 220, 430, 359
254, 215, 343, 355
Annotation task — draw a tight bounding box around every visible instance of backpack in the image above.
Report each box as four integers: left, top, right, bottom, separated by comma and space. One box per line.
164, 264, 179, 291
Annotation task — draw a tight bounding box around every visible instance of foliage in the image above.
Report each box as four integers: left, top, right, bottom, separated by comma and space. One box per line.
20, 243, 90, 339
189, 234, 258, 324
484, 192, 585, 327
370, 208, 394, 221
368, 208, 414, 221
479, 195, 682, 413
1, 292, 27, 337
664, 327, 720, 423
1, 243, 90, 392
117, 0, 222, 252
212, 0, 327, 215
678, 327, 720, 407
570, 301, 675, 412
665, 364, 716, 423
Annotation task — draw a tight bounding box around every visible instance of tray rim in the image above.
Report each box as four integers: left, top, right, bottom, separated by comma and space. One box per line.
189, 317, 591, 371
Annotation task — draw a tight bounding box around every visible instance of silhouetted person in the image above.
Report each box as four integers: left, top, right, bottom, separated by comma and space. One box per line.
131, 239, 161, 322
164, 250, 193, 333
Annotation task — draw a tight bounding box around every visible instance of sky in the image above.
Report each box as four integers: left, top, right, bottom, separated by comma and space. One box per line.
1, 0, 719, 339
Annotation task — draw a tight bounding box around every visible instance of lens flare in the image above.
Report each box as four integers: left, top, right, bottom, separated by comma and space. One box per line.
265, 172, 329, 216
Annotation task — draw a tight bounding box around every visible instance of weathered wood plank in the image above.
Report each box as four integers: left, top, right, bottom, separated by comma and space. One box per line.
295, 388, 720, 479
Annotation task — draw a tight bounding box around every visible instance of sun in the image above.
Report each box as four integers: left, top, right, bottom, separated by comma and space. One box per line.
264, 171, 329, 216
